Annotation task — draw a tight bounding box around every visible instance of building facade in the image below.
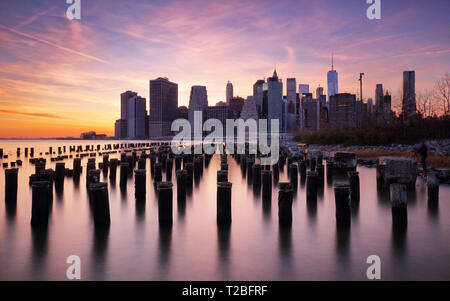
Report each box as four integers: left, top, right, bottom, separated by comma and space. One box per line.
149, 77, 178, 137
402, 70, 416, 120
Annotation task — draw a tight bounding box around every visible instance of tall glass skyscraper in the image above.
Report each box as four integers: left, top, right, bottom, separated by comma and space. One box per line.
327, 55, 338, 98
267, 70, 283, 132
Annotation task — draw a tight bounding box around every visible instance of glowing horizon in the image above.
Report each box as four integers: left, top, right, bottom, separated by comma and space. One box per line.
0, 0, 449, 138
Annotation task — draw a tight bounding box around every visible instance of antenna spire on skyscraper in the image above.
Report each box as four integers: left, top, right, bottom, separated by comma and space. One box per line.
331, 52, 334, 71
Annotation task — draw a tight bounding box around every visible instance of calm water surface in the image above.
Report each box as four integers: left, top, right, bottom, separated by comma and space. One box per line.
0, 140, 450, 280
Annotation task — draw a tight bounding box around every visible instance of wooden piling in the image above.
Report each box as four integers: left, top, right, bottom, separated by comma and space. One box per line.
217, 182, 232, 225
334, 184, 351, 226
157, 182, 173, 225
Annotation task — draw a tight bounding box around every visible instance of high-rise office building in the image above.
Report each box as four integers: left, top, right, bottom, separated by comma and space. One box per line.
226, 81, 233, 105
298, 84, 309, 129
375, 84, 383, 108
188, 86, 208, 138
121, 90, 137, 120
204, 105, 233, 137
402, 71, 416, 120
253, 79, 265, 114
127, 95, 147, 138
316, 86, 324, 99
149, 77, 178, 137
329, 93, 357, 129
266, 70, 283, 132
286, 78, 297, 129
327, 54, 338, 98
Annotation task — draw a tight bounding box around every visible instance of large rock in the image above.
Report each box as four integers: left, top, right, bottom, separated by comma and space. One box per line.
332, 152, 357, 171
378, 156, 417, 188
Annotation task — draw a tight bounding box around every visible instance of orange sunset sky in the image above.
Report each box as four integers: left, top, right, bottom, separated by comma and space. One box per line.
0, 0, 449, 138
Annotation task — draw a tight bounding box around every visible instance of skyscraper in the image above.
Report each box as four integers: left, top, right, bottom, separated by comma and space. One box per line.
188, 86, 208, 138
149, 77, 178, 137
226, 81, 233, 105
375, 84, 383, 108
127, 95, 147, 139
298, 84, 309, 129
253, 79, 265, 114
402, 71, 416, 120
267, 69, 283, 131
115, 90, 139, 139
286, 78, 297, 129
327, 54, 338, 98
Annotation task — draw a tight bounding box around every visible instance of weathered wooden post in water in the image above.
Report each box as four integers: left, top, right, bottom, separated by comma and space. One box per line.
89, 182, 111, 227
217, 182, 232, 225
299, 160, 307, 179
120, 162, 129, 187
55, 163, 65, 188
5, 168, 18, 203
109, 159, 118, 180
278, 183, 293, 225
217, 170, 228, 183
31, 181, 50, 227
306, 171, 318, 202
390, 183, 407, 227
334, 184, 351, 226
157, 182, 173, 225
134, 169, 146, 201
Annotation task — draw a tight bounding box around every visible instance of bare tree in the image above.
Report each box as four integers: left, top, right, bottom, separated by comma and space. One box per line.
434, 73, 450, 116
417, 90, 436, 118
391, 87, 403, 116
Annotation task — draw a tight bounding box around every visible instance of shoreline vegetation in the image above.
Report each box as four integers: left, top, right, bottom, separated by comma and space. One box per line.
293, 117, 450, 168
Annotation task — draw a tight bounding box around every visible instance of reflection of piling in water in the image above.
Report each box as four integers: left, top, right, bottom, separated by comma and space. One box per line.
157, 182, 173, 225
154, 163, 162, 184
109, 159, 118, 180
120, 162, 129, 187
175, 155, 182, 170
176, 170, 187, 200
89, 182, 111, 227
5, 168, 18, 203
310, 157, 316, 172
194, 157, 202, 179
306, 171, 318, 202
262, 170, 272, 201
217, 182, 232, 225
289, 164, 298, 191
247, 159, 254, 181
427, 173, 439, 203
31, 181, 51, 227
138, 157, 145, 170
299, 160, 307, 179
278, 183, 293, 225
166, 158, 173, 181
217, 170, 228, 183
348, 171, 360, 203
316, 164, 324, 187
334, 184, 351, 226
185, 162, 193, 187
252, 164, 262, 187
272, 163, 279, 183
390, 183, 407, 227
134, 169, 146, 201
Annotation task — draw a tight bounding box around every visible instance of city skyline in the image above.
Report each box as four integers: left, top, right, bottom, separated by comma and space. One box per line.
0, 0, 449, 137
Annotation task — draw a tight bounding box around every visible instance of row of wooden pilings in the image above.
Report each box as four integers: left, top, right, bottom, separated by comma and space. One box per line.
3, 142, 442, 229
